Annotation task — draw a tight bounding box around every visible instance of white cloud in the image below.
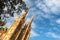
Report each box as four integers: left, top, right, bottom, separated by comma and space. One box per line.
36, 2, 50, 13
30, 30, 39, 37
31, 22, 36, 28
26, 18, 36, 28
23, 0, 33, 8
44, 0, 56, 7
35, 0, 60, 17
49, 27, 60, 32
56, 19, 60, 24
23, 0, 60, 19
44, 0, 60, 14
45, 32, 60, 39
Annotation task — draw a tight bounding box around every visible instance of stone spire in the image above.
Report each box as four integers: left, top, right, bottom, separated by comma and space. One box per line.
20, 9, 28, 19
0, 9, 34, 40
2, 9, 28, 40
17, 16, 34, 40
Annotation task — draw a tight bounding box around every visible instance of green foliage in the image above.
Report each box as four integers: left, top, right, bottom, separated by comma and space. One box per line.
0, 26, 7, 29
0, 19, 2, 21
0, 26, 3, 28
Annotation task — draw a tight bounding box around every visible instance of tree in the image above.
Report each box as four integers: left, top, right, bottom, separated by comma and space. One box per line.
0, 0, 28, 24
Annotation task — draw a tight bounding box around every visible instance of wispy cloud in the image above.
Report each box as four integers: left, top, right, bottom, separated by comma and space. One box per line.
44, 0, 60, 14
45, 32, 60, 39
30, 30, 39, 37
56, 19, 60, 24
44, 0, 60, 7
25, 17, 36, 28
35, 0, 60, 18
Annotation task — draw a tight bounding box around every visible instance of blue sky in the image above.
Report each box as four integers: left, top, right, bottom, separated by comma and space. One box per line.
4, 0, 60, 40
24, 0, 60, 40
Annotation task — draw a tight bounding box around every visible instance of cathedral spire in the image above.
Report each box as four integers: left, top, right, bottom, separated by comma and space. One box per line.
20, 16, 34, 40
21, 9, 28, 19
2, 10, 28, 40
